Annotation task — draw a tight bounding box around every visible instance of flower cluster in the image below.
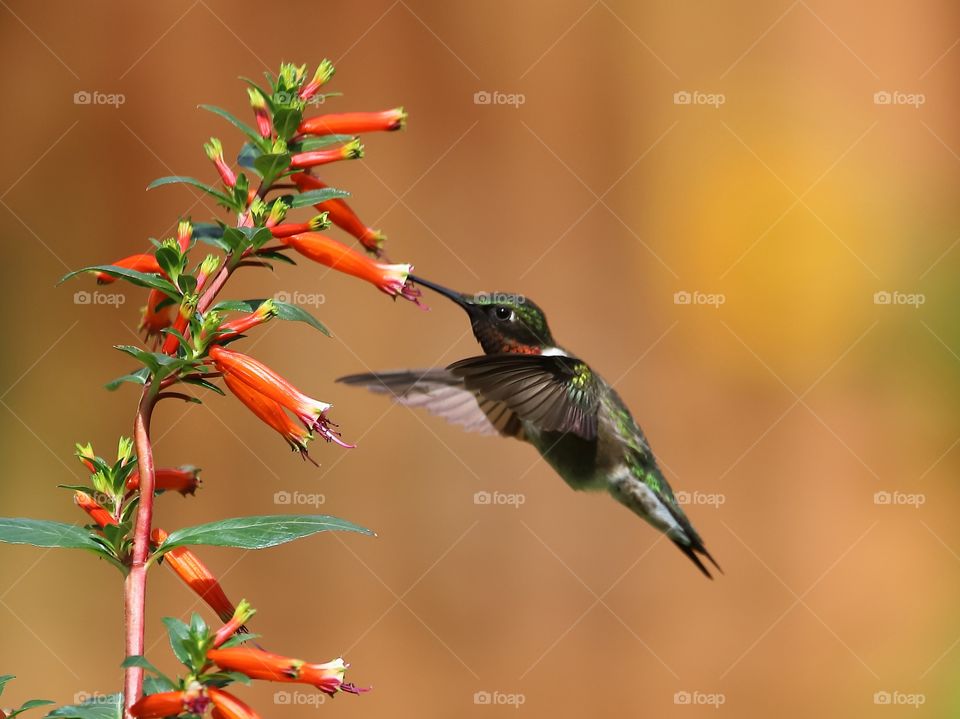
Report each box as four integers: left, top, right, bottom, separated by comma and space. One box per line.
0, 60, 411, 718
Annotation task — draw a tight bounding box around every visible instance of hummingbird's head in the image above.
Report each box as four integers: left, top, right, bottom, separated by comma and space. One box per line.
411, 275, 556, 355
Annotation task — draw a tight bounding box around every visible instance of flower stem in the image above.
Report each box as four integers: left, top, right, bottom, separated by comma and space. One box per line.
123, 388, 157, 716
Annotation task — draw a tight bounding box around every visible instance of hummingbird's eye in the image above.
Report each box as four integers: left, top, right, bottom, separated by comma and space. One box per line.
494, 306, 512, 321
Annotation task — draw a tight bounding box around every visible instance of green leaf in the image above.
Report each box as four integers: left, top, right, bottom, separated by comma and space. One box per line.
142, 676, 176, 694
162, 617, 191, 665
212, 299, 329, 336
154, 246, 185, 288
290, 187, 350, 208
146, 176, 234, 207
105, 367, 150, 391
46, 694, 121, 719
181, 376, 225, 395
199, 104, 267, 149
156, 515, 373, 553
292, 134, 354, 152
258, 250, 297, 265
0, 519, 102, 551
237, 141, 260, 170
253, 152, 291, 185
113, 347, 184, 380
0, 675, 14, 695
59, 266, 179, 296
9, 700, 56, 719
273, 107, 303, 141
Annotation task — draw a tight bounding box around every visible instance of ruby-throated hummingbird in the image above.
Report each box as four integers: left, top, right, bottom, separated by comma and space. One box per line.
338, 275, 721, 578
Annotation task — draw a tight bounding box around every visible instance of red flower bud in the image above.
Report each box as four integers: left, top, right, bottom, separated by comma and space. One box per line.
299, 60, 335, 101
177, 220, 193, 253
268, 214, 329, 239
95, 254, 162, 284
289, 139, 363, 170
299, 108, 406, 136
126, 466, 200, 496
247, 88, 272, 138
75, 490, 116, 528
279, 232, 420, 305
213, 599, 256, 648
209, 345, 351, 448
216, 300, 277, 339
291, 173, 385, 255
204, 138, 237, 188
152, 528, 238, 623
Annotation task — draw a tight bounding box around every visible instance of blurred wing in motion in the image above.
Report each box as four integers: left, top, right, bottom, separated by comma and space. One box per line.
448, 354, 600, 440
336, 369, 525, 438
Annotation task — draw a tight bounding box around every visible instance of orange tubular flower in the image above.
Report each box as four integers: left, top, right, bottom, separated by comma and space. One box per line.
206, 648, 365, 697
95, 254, 162, 284
130, 684, 209, 718
291, 173, 385, 255
126, 466, 201, 495
289, 138, 363, 170
207, 689, 261, 719
280, 232, 421, 305
209, 345, 352, 448
151, 528, 237, 623
75, 491, 117, 528
222, 373, 317, 461
139, 288, 173, 346
299, 108, 406, 136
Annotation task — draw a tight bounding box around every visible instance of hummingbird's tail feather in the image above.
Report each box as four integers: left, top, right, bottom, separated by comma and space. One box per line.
608, 466, 721, 580
672, 539, 714, 580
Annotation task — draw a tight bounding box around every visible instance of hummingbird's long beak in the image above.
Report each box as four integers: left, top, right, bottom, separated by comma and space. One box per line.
408, 274, 474, 312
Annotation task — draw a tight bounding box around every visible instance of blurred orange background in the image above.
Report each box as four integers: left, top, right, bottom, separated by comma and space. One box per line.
1, 1, 959, 716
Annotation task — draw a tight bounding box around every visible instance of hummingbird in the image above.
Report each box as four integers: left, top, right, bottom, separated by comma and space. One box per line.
337, 275, 721, 578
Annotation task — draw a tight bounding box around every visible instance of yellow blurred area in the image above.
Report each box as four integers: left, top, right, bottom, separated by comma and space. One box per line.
0, 1, 958, 717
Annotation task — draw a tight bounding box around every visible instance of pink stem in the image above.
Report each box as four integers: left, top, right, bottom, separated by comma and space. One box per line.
122, 389, 156, 715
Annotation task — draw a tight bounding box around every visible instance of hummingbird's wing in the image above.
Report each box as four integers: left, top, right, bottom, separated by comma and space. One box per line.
447, 354, 600, 440
336, 369, 525, 437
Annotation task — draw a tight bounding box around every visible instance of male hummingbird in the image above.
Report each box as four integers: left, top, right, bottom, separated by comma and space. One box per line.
338, 275, 721, 578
